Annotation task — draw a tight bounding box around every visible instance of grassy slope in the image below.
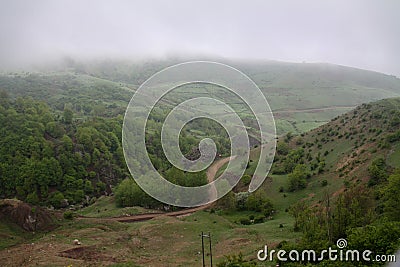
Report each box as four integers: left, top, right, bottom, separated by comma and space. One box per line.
235, 61, 400, 134
261, 97, 400, 218
77, 196, 160, 218
0, 221, 36, 250
387, 143, 400, 168
0, 197, 301, 266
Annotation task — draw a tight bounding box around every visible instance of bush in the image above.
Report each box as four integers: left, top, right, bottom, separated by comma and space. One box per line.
235, 192, 250, 211
26, 191, 40, 205
245, 191, 274, 216
368, 158, 388, 186
73, 189, 85, 203
254, 216, 264, 224
241, 174, 251, 186
48, 191, 65, 208
277, 142, 290, 155
63, 211, 74, 220
287, 164, 310, 192
239, 218, 251, 225
387, 130, 400, 143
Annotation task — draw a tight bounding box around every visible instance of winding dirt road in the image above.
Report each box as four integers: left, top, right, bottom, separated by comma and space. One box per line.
79, 156, 234, 223
206, 156, 234, 183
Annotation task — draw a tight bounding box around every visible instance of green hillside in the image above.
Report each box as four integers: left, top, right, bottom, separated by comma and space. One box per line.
1, 97, 399, 266
1, 59, 400, 135
1, 61, 400, 266
235, 61, 400, 134
251, 97, 400, 266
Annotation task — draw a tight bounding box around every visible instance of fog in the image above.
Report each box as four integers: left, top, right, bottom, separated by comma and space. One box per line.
1, 0, 399, 75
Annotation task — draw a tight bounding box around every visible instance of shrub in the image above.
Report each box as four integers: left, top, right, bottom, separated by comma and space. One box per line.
368, 158, 388, 186
48, 191, 65, 208
387, 130, 400, 143
245, 191, 274, 216
26, 191, 40, 205
287, 164, 310, 191
63, 211, 74, 220
241, 174, 251, 186
254, 216, 264, 224
239, 218, 251, 225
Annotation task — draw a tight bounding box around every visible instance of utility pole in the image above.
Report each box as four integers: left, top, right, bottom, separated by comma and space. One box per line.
209, 232, 213, 267
200, 232, 213, 267
201, 231, 205, 267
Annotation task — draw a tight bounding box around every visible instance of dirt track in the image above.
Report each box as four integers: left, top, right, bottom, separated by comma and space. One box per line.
79, 156, 234, 223
206, 156, 234, 183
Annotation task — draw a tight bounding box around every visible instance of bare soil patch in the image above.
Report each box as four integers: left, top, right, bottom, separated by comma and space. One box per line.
58, 245, 116, 262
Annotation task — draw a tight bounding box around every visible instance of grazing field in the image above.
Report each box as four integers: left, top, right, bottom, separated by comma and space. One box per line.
0, 198, 301, 266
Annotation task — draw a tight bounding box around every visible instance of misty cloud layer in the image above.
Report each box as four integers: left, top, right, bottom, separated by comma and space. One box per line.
0, 0, 399, 75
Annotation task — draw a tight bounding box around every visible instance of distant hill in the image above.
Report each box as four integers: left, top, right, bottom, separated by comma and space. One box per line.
234, 61, 400, 133
1, 59, 400, 134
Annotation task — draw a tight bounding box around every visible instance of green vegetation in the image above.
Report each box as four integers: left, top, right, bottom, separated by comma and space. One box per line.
382, 171, 400, 221
77, 196, 157, 218
0, 221, 35, 250
0, 91, 212, 208
1, 60, 400, 266
0, 93, 129, 206
114, 179, 159, 208
387, 143, 400, 168
219, 97, 400, 265
2, 59, 400, 138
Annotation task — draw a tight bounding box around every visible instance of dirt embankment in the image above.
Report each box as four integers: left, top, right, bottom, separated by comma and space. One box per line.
0, 199, 56, 231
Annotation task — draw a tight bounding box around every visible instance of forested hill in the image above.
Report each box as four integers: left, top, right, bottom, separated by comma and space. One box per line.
0, 93, 128, 206
0, 72, 133, 118
0, 92, 210, 208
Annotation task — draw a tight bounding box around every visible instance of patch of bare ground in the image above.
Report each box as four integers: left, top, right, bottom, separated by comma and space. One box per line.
58, 245, 116, 262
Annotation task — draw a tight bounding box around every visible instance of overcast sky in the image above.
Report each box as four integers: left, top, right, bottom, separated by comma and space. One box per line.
1, 0, 399, 75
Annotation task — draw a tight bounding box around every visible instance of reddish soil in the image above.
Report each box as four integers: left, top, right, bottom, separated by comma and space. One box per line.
0, 199, 56, 232
58, 245, 116, 262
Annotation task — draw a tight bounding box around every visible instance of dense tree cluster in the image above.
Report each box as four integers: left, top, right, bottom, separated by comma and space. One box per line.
0, 93, 128, 206
0, 93, 216, 208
